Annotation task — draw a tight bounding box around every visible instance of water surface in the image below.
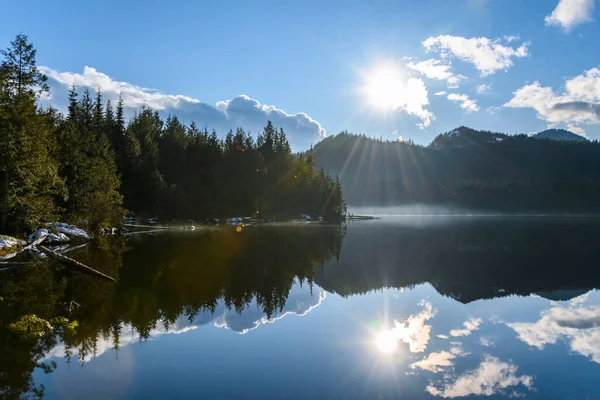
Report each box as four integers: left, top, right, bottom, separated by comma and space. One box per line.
3, 218, 600, 399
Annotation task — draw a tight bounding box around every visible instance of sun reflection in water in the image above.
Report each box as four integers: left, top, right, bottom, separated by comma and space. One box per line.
375, 329, 398, 353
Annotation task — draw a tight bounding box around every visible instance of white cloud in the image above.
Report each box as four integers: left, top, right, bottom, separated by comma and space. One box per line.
426, 355, 534, 398
503, 35, 521, 43
476, 84, 491, 93
411, 345, 467, 373
402, 78, 435, 129
422, 35, 529, 76
447, 93, 480, 113
479, 337, 495, 347
450, 317, 483, 337
386, 302, 437, 353
437, 334, 449, 339
508, 293, 600, 363
38, 66, 325, 150
545, 0, 595, 32
407, 59, 466, 87
363, 65, 434, 128
505, 67, 600, 136
434, 91, 447, 96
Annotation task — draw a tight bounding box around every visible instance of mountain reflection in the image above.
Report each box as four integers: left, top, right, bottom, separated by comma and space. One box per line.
315, 218, 600, 302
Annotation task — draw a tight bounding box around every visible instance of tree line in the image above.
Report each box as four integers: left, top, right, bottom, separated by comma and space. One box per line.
0, 34, 346, 235
314, 126, 600, 212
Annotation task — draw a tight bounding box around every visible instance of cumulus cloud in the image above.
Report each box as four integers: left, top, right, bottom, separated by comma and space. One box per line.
407, 59, 466, 87
411, 345, 468, 373
426, 355, 534, 398
422, 35, 529, 76
385, 302, 437, 353
545, 0, 595, 32
508, 293, 600, 363
434, 91, 447, 96
447, 93, 480, 113
476, 84, 491, 93
479, 337, 495, 347
38, 66, 325, 150
399, 78, 434, 129
450, 318, 483, 337
505, 67, 600, 136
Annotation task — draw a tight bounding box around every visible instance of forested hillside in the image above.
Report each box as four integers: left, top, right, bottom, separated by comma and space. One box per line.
314, 126, 600, 211
0, 34, 345, 234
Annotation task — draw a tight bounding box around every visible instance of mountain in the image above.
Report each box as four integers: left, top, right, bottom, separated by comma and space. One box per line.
531, 129, 588, 142
430, 126, 509, 149
313, 127, 600, 210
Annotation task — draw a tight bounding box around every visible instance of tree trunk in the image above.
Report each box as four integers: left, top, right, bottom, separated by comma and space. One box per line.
1, 168, 8, 230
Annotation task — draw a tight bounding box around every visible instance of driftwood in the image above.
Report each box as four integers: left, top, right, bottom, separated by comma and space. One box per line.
124, 224, 169, 229
346, 215, 380, 220
24, 235, 48, 251
39, 245, 115, 282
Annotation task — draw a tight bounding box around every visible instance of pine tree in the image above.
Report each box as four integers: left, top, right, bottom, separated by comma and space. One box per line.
58, 87, 122, 230
0, 34, 65, 232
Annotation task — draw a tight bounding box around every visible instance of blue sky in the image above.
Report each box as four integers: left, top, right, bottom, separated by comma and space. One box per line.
2, 0, 600, 149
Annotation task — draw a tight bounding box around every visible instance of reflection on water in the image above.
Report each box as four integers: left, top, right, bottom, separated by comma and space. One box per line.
3, 218, 600, 398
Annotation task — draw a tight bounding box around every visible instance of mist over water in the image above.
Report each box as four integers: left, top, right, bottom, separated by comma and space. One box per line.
347, 204, 600, 218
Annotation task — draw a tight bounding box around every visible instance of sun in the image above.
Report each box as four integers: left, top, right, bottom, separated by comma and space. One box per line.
375, 330, 398, 353
363, 63, 406, 111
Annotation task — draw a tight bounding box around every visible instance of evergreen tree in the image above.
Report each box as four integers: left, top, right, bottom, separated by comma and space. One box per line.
0, 34, 65, 232
58, 87, 122, 231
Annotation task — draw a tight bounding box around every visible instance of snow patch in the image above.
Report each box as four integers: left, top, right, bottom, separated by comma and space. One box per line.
0, 237, 21, 250
28, 229, 70, 243
46, 223, 91, 240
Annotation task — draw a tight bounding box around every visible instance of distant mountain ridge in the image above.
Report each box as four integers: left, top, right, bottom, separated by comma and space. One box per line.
530, 128, 588, 142
313, 126, 600, 210
430, 126, 587, 149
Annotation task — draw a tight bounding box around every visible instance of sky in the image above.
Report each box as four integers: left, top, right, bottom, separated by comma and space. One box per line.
2, 0, 600, 150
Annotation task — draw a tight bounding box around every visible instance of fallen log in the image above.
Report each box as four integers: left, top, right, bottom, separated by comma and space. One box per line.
23, 235, 47, 252
39, 245, 115, 282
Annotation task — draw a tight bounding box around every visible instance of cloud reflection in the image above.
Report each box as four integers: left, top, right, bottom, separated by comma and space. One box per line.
411, 345, 467, 373
508, 292, 600, 363
214, 288, 326, 334
383, 301, 437, 353
426, 355, 533, 398
450, 318, 482, 337
44, 283, 326, 362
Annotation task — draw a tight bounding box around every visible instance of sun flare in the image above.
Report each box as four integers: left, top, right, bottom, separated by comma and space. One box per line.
375, 330, 398, 353
364, 64, 406, 111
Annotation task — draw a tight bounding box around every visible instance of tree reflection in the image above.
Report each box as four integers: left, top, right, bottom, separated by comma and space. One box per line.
0, 225, 345, 398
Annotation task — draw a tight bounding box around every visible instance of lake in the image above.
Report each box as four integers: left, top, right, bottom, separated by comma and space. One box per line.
3, 217, 600, 399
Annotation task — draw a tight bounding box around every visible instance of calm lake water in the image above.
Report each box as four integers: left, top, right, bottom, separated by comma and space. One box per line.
3, 217, 600, 399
